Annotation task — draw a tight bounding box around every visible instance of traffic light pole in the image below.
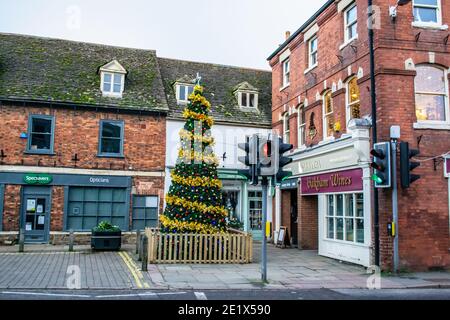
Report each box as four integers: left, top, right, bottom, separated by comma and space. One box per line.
391, 139, 399, 273
261, 176, 268, 283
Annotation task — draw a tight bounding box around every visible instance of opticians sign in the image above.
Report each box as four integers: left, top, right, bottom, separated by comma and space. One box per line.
23, 173, 53, 185
301, 168, 363, 195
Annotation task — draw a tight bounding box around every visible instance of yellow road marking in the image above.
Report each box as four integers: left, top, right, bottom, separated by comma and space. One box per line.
118, 251, 143, 288
119, 251, 150, 288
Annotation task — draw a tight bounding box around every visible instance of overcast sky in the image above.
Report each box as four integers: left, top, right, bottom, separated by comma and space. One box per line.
0, 0, 327, 70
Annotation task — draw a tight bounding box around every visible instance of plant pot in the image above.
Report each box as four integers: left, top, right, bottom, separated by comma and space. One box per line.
91, 230, 122, 251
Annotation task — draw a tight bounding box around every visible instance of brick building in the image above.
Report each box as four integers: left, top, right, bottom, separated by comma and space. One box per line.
0, 33, 168, 244
268, 0, 449, 270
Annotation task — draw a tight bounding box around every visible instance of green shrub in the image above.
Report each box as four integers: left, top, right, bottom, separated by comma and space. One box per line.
92, 221, 121, 232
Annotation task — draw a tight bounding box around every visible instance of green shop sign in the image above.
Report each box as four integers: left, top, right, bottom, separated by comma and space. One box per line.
23, 174, 53, 185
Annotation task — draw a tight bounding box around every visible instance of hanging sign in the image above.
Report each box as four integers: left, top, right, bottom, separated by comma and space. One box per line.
23, 174, 53, 185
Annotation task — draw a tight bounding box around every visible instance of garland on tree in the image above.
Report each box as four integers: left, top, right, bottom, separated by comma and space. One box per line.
161, 84, 227, 234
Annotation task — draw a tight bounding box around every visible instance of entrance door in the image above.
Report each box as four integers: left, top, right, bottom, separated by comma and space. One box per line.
290, 190, 298, 246
248, 191, 263, 240
22, 191, 51, 243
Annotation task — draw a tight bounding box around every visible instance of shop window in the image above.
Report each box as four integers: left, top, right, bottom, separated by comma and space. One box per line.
282, 59, 290, 87
66, 187, 128, 231
222, 190, 242, 229
344, 3, 358, 43
283, 112, 290, 144
346, 77, 361, 126
322, 91, 334, 139
98, 120, 124, 157
248, 191, 262, 232
132, 196, 158, 230
297, 105, 306, 147
415, 65, 449, 123
26, 115, 55, 154
177, 84, 194, 103
413, 0, 442, 25
326, 193, 364, 244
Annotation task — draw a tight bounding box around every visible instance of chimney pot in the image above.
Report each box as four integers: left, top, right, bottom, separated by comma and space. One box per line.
285, 31, 291, 40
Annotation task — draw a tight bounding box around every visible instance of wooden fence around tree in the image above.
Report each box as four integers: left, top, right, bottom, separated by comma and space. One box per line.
145, 228, 253, 264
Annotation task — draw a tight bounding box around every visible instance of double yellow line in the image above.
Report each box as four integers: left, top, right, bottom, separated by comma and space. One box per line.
118, 251, 150, 289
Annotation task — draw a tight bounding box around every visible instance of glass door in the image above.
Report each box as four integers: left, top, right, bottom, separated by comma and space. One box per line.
23, 195, 50, 243
248, 191, 263, 240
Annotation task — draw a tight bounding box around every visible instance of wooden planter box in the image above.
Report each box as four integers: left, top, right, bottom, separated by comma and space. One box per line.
91, 230, 122, 251
145, 228, 253, 264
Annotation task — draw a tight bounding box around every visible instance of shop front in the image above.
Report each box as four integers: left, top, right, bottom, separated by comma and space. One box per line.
0, 171, 133, 244
280, 120, 373, 267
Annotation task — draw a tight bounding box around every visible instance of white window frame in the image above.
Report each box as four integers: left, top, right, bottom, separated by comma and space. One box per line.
344, 3, 358, 43
412, 0, 443, 27
414, 64, 449, 126
308, 36, 318, 69
176, 84, 194, 104
322, 91, 334, 140
282, 59, 290, 88
283, 113, 290, 144
345, 77, 361, 129
238, 91, 258, 108
325, 193, 365, 244
297, 105, 306, 148
101, 72, 125, 98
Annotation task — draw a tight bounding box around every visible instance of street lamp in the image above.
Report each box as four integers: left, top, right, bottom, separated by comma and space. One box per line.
389, 0, 412, 20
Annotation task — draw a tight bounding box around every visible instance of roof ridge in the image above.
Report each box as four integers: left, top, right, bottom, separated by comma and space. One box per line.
158, 56, 271, 73
0, 32, 157, 53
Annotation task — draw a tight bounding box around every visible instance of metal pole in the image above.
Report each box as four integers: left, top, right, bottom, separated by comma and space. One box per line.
19, 228, 25, 253
368, 0, 380, 267
391, 139, 399, 273
69, 229, 74, 252
136, 229, 141, 255
141, 235, 148, 272
261, 177, 268, 283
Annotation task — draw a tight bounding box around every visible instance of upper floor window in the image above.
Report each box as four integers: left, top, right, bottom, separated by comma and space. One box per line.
323, 91, 334, 139
283, 112, 290, 144
308, 36, 318, 68
98, 120, 124, 157
297, 105, 306, 147
239, 92, 258, 108
413, 0, 442, 25
344, 3, 358, 42
415, 65, 448, 123
26, 115, 55, 154
346, 77, 361, 126
177, 84, 194, 103
282, 59, 290, 87
99, 60, 127, 98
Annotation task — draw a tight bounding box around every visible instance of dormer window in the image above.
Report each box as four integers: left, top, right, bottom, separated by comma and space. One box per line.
176, 84, 194, 103
234, 82, 259, 109
99, 60, 127, 98
239, 92, 258, 108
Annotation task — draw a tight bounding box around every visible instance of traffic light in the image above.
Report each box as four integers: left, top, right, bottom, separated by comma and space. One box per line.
275, 137, 293, 183
238, 135, 258, 185
259, 136, 274, 177
400, 142, 420, 189
370, 142, 391, 188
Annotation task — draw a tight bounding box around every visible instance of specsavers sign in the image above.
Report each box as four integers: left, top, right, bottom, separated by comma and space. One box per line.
23, 174, 53, 185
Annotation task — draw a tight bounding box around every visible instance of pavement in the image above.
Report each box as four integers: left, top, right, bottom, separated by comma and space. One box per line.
0, 243, 449, 291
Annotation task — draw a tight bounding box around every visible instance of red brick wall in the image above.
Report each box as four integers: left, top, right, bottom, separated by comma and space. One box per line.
298, 193, 318, 250
270, 0, 450, 270
281, 190, 291, 231
2, 185, 21, 231
0, 104, 166, 171
50, 186, 64, 231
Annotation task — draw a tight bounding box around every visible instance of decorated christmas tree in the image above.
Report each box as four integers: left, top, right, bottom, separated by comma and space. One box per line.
161, 82, 228, 234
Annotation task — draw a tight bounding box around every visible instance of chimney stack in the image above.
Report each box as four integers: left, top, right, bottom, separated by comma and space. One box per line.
285, 31, 291, 40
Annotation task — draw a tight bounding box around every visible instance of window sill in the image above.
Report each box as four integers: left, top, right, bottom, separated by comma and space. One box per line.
413, 122, 450, 130
97, 154, 125, 159
339, 36, 358, 51
304, 64, 318, 75
412, 22, 448, 31
318, 136, 336, 145
279, 84, 290, 92
24, 151, 56, 156
102, 92, 123, 98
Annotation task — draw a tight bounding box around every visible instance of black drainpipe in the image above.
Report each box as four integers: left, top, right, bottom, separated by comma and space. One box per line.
368, 0, 380, 267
